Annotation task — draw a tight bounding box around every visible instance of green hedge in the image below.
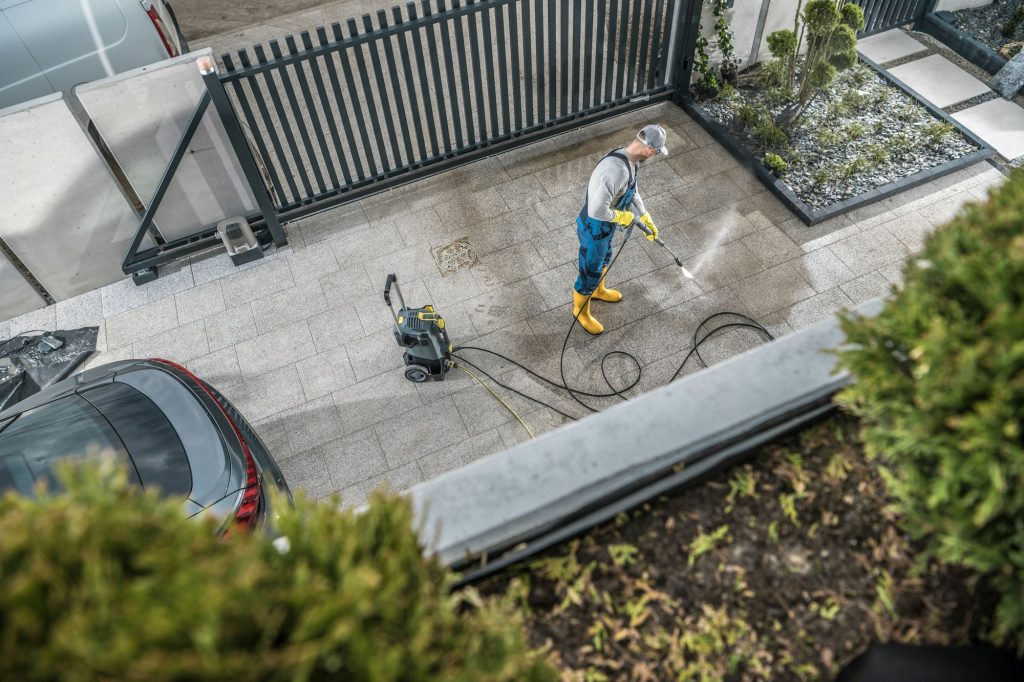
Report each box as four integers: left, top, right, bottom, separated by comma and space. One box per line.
0, 461, 555, 681
836, 170, 1024, 653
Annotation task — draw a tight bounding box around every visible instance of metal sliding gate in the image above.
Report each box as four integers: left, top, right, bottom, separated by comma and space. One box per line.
219, 0, 697, 219
857, 0, 934, 37
122, 0, 701, 279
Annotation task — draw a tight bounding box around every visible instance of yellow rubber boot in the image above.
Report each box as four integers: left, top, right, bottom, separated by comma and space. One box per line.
592, 267, 622, 303
572, 290, 604, 335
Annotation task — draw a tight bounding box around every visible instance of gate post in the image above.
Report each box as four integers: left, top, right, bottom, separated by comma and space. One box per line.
197, 56, 288, 247
665, 0, 705, 105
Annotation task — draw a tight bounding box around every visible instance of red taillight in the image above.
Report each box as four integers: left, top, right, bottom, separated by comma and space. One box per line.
150, 358, 261, 531
145, 5, 179, 58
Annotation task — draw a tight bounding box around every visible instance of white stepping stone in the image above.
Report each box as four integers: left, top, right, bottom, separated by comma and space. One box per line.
857, 29, 927, 64
952, 98, 1024, 160
889, 54, 992, 108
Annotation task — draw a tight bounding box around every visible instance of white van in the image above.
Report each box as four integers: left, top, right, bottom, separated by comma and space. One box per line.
0, 0, 188, 109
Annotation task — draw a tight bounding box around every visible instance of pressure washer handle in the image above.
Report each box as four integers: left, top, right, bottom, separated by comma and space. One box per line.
384, 273, 406, 324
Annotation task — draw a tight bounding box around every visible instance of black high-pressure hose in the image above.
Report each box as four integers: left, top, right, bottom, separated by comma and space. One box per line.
452, 222, 776, 423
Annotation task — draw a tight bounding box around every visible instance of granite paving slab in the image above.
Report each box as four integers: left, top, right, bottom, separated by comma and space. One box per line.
856, 29, 928, 64
952, 98, 1024, 160
888, 53, 992, 108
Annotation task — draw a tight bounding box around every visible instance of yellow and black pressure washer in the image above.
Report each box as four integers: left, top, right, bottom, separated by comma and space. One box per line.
384, 273, 453, 383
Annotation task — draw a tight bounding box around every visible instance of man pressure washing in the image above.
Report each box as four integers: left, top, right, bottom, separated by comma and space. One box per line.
572, 124, 669, 335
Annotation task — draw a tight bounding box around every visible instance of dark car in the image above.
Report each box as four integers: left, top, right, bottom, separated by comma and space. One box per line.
0, 358, 290, 532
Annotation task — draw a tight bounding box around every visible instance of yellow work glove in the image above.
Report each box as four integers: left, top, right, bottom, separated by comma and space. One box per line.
610, 209, 635, 228
640, 213, 659, 241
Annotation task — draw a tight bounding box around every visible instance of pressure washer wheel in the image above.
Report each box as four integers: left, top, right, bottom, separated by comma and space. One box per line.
404, 364, 430, 383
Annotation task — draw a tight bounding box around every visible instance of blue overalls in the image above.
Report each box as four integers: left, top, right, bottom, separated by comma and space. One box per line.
575, 151, 637, 295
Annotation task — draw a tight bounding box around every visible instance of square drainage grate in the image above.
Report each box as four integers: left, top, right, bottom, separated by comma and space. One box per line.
434, 238, 477, 275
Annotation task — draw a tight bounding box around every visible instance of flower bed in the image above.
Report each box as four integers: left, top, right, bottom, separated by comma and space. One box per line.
481, 413, 999, 679
950, 0, 1024, 59
684, 56, 994, 225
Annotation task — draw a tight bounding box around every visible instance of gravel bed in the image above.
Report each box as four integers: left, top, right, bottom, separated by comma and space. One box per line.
697, 64, 980, 210
950, 0, 1024, 56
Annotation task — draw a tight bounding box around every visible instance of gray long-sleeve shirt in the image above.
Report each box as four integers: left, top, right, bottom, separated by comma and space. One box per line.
585, 149, 647, 223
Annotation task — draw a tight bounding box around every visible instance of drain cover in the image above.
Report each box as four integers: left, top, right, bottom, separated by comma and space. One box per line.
434, 239, 477, 275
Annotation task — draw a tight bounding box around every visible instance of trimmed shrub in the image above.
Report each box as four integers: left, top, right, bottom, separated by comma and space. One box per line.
0, 461, 555, 681
835, 170, 1024, 653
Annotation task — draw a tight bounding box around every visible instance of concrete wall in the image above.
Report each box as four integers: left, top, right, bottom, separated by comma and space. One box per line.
76, 50, 256, 244
696, 0, 806, 72
0, 93, 149, 305
935, 0, 992, 11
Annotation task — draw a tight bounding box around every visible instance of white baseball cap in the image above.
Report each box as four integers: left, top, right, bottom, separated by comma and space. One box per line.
638, 124, 669, 156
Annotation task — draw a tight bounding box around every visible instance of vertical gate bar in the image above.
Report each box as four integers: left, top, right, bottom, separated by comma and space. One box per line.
522, 0, 535, 127
481, 1, 501, 137
449, 0, 478, 146
465, 1, 490, 141
300, 32, 354, 185
201, 71, 288, 246
613, 0, 632, 100
581, 0, 595, 111
534, 0, 546, 123
285, 36, 341, 190
345, 19, 390, 174
570, 0, 581, 113
253, 44, 315, 200
603, 0, 619, 104
268, 39, 327, 194
624, 0, 644, 96
647, 0, 666, 90
406, 4, 442, 158
559, 0, 569, 116
547, 0, 557, 118
507, 0, 523, 132
417, 1, 454, 154
435, 1, 467, 149
377, 10, 419, 167
298, 33, 353, 186
593, 0, 608, 108
321, 25, 370, 179
494, 2, 511, 135
222, 53, 289, 205
393, 6, 431, 161
881, 0, 896, 30
237, 50, 300, 204
361, 15, 406, 169
633, 0, 654, 94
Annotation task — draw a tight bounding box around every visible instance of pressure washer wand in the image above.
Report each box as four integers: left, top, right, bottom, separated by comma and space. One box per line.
633, 219, 695, 279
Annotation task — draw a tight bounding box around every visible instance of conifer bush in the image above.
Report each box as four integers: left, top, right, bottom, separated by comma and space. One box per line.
836, 170, 1024, 653
0, 461, 555, 681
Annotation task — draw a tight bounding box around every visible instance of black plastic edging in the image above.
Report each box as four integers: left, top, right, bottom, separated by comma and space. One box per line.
682, 56, 997, 226
915, 11, 1023, 94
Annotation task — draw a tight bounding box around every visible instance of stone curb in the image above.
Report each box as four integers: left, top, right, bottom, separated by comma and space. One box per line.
408, 296, 885, 567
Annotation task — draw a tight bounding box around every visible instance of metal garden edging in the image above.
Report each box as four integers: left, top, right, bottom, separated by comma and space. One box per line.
682, 53, 997, 227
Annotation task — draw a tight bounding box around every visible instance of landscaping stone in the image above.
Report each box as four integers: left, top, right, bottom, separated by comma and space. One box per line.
990, 50, 1024, 98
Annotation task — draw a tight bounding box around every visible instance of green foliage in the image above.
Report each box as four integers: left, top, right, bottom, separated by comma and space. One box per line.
735, 102, 768, 129
687, 525, 731, 566
808, 60, 837, 90
803, 0, 840, 35
0, 461, 555, 681
758, 58, 787, 89
767, 29, 798, 59
763, 152, 789, 174
896, 102, 921, 122
840, 2, 866, 32
845, 121, 866, 142
752, 115, 789, 149
923, 120, 956, 146
839, 155, 869, 181
813, 125, 844, 147
694, 30, 717, 94
841, 87, 870, 112
867, 143, 891, 166
712, 0, 737, 71
835, 170, 1024, 654
791, 1, 862, 116
848, 63, 872, 87
716, 82, 738, 102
